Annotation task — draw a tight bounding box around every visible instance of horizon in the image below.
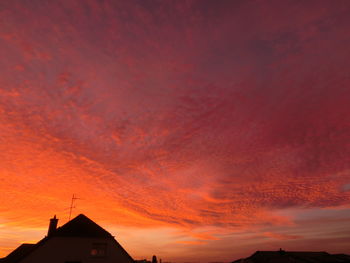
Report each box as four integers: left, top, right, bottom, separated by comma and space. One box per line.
2, 213, 348, 263
0, 0, 350, 262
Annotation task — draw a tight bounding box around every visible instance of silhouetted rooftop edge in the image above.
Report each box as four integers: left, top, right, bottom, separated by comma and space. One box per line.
232, 250, 350, 263
0, 214, 121, 263
52, 213, 113, 238
0, 244, 35, 263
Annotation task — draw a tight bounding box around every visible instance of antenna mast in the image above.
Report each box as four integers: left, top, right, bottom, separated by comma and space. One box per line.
68, 194, 80, 221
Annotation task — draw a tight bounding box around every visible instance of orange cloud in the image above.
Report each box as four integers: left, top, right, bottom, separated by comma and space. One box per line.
176, 241, 207, 246
190, 233, 219, 241
263, 232, 303, 240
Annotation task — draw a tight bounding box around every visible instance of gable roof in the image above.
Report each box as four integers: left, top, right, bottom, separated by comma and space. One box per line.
52, 214, 113, 238
0, 214, 115, 263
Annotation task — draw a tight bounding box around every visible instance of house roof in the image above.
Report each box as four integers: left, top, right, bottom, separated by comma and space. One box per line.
0, 244, 36, 263
52, 214, 113, 238
0, 214, 115, 263
233, 250, 350, 263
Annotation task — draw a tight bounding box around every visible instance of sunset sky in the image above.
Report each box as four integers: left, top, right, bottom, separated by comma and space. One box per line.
0, 0, 350, 262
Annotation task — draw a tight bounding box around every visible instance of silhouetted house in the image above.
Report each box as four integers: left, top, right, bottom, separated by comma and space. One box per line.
232, 250, 350, 263
0, 214, 134, 263
135, 259, 151, 263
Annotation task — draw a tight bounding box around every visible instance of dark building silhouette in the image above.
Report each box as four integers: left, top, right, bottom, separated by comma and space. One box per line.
0, 214, 134, 263
232, 250, 350, 263
136, 257, 164, 263
135, 259, 151, 263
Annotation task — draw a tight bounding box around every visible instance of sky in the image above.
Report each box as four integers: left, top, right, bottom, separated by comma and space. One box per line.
0, 0, 350, 261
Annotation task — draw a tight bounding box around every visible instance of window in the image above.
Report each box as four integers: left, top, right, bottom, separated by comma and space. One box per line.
90, 243, 107, 257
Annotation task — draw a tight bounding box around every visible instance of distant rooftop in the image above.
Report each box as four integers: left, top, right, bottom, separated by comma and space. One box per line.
232, 250, 350, 263
0, 244, 36, 263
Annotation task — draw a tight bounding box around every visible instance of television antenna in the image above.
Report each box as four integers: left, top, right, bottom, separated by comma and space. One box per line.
68, 194, 81, 221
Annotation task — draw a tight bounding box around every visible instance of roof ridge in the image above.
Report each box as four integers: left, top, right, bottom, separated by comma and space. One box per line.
52, 213, 113, 238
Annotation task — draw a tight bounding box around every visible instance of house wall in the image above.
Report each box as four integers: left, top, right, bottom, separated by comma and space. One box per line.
20, 236, 134, 263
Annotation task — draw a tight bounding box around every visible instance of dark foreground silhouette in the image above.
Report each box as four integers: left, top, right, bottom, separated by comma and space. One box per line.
2, 215, 349, 263
232, 250, 350, 263
0, 214, 134, 263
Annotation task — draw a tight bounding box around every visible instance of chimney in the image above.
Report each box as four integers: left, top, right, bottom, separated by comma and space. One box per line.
47, 215, 58, 236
